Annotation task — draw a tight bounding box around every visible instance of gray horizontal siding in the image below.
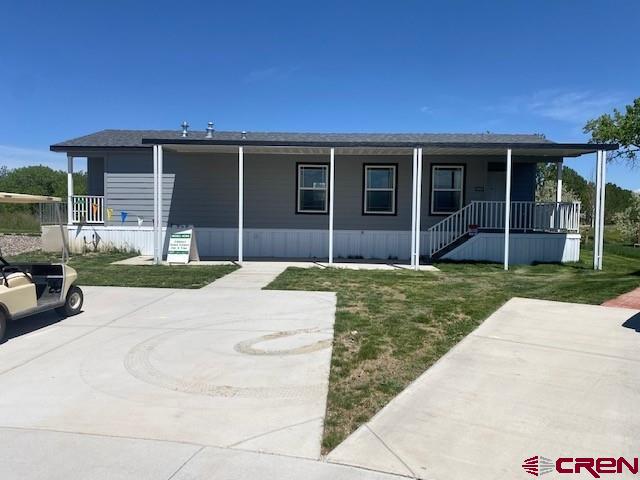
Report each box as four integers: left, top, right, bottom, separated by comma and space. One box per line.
101, 150, 545, 230
104, 153, 173, 226
244, 154, 414, 230
165, 152, 238, 228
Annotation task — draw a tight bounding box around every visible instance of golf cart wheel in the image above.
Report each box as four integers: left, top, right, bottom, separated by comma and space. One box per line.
56, 286, 83, 317
0, 310, 6, 342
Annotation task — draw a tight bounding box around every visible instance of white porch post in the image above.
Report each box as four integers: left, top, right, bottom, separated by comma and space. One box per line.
157, 145, 163, 263
67, 155, 74, 225
414, 147, 423, 270
238, 146, 244, 264
556, 160, 563, 203
504, 148, 512, 271
328, 147, 335, 264
152, 145, 159, 264
594, 150, 607, 270
593, 150, 603, 270
598, 151, 607, 270
410, 148, 418, 267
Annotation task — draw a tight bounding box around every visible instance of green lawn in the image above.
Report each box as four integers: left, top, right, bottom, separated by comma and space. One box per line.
7, 251, 238, 289
266, 245, 640, 452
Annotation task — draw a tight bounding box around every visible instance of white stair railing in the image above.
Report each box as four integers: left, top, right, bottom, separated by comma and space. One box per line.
71, 195, 104, 224
428, 202, 478, 257
428, 201, 581, 257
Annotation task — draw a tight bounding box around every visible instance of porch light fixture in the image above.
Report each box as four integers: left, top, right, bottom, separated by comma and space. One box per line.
206, 121, 214, 138
181, 121, 189, 137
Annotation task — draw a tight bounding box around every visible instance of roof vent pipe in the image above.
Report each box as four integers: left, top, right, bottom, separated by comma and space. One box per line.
206, 122, 214, 138
181, 121, 189, 137
241, 131, 247, 140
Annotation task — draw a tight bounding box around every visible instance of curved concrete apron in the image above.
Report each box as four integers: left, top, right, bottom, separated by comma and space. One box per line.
0, 263, 335, 461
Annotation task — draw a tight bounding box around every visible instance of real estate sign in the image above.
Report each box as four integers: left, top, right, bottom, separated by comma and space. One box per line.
166, 229, 200, 264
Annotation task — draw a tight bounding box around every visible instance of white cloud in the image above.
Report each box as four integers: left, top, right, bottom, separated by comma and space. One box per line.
419, 106, 433, 114
0, 144, 67, 170
490, 89, 624, 124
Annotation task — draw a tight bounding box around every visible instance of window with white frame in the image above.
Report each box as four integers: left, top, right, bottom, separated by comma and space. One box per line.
297, 164, 328, 213
431, 165, 464, 214
364, 165, 396, 214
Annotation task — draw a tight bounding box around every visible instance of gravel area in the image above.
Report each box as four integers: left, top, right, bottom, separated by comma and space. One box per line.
0, 234, 42, 256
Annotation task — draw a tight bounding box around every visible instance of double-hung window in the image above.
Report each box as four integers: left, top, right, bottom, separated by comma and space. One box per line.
297, 164, 328, 213
364, 165, 396, 214
431, 165, 464, 214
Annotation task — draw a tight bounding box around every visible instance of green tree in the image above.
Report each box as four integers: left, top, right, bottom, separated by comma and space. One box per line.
536, 163, 580, 203
536, 163, 587, 205
536, 163, 634, 224
0, 165, 87, 221
604, 183, 635, 223
584, 97, 640, 165
612, 194, 640, 245
0, 165, 86, 198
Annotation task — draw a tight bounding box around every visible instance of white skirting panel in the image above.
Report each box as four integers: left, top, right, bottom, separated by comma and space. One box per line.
193, 228, 238, 257
442, 232, 581, 264
335, 230, 411, 260
66, 225, 163, 255
66, 226, 412, 260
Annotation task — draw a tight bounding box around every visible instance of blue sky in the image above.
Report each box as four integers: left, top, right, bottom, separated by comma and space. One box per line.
0, 0, 637, 190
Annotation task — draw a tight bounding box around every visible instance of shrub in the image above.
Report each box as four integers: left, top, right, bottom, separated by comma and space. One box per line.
612, 195, 640, 245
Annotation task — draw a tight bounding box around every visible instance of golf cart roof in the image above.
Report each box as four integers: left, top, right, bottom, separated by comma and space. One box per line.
0, 192, 62, 204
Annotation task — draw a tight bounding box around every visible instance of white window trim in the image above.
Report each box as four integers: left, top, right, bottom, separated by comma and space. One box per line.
430, 165, 465, 215
297, 164, 328, 213
364, 165, 397, 215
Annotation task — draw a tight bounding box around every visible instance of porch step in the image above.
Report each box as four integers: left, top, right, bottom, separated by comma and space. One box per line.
430, 233, 471, 260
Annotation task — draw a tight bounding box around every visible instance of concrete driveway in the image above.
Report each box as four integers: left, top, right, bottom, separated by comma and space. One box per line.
328, 298, 640, 479
0, 275, 338, 477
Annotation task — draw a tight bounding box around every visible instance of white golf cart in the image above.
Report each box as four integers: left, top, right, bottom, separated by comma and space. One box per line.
0, 193, 83, 341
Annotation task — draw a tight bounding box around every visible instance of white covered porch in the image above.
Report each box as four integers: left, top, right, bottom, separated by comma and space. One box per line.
64, 141, 613, 270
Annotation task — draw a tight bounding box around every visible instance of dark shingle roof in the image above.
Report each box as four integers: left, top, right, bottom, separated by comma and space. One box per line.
51, 129, 553, 150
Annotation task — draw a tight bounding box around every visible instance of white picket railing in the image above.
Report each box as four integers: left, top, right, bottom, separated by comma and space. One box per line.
428, 201, 581, 257
71, 195, 104, 224
428, 202, 477, 258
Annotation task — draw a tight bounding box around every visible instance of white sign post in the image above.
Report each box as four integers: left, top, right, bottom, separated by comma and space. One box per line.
166, 228, 200, 264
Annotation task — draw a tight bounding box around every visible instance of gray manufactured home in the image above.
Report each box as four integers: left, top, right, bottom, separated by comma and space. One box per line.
50, 127, 615, 269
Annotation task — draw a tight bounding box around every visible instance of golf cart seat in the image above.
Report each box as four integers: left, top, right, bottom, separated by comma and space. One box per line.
1, 272, 33, 288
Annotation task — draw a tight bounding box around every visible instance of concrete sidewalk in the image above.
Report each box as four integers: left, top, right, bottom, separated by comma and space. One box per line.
328, 298, 640, 479
207, 262, 314, 289
0, 427, 405, 480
